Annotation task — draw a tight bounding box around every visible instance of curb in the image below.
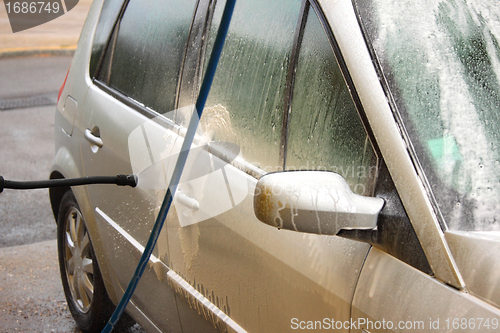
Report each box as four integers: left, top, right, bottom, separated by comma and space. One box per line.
0, 45, 76, 59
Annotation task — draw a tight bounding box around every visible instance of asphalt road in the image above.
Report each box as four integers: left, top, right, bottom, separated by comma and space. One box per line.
0, 55, 71, 247
0, 55, 145, 332
0, 55, 71, 100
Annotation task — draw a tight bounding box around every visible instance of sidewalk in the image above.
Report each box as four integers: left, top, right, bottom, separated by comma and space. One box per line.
0, 240, 143, 332
0, 240, 81, 332
0, 0, 93, 58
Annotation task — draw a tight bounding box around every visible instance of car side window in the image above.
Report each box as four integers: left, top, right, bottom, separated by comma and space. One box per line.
284, 4, 378, 196
97, 0, 197, 114
89, 0, 126, 78
199, 0, 303, 173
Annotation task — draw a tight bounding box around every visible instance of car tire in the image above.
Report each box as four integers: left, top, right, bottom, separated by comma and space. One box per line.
57, 191, 133, 332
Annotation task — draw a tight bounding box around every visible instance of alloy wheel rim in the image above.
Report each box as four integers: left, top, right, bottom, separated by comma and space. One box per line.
64, 207, 94, 313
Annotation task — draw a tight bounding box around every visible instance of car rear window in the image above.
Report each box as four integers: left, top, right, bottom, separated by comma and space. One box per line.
97, 0, 197, 114
89, 0, 126, 79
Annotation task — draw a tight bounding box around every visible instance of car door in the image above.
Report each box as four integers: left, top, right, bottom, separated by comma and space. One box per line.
165, 1, 378, 332
76, 0, 212, 330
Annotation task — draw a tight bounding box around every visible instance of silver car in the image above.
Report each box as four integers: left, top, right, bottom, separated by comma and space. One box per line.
51, 0, 500, 332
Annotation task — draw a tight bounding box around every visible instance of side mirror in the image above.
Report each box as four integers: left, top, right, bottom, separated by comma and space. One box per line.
254, 171, 384, 235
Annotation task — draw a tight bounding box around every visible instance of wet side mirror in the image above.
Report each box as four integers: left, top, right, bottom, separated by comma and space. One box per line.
253, 171, 384, 235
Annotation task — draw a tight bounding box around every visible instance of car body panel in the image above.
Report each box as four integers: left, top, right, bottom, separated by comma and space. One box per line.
77, 84, 184, 331
166, 166, 371, 332
52, 0, 123, 307
352, 247, 500, 332
446, 231, 500, 309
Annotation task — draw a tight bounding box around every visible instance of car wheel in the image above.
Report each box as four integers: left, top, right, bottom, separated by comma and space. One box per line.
57, 191, 116, 332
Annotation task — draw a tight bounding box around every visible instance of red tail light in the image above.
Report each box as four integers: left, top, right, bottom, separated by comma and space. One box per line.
58, 68, 70, 103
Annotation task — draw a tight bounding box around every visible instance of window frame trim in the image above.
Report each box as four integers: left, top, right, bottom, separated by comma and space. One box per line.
279, 0, 310, 168
350, 0, 448, 231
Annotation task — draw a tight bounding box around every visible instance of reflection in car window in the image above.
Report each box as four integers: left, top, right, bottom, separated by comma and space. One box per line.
200, 0, 302, 173
100, 0, 197, 114
355, 0, 500, 230
285, 5, 378, 196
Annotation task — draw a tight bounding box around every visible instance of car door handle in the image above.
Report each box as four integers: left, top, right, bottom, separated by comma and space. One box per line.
84, 128, 104, 148
175, 192, 200, 211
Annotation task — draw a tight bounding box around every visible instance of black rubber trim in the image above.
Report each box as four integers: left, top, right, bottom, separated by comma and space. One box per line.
280, 0, 310, 168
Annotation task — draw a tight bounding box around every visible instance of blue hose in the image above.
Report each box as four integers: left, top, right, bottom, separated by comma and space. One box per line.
101, 0, 237, 331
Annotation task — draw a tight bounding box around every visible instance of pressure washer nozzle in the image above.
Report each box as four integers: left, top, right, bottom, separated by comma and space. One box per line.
116, 174, 138, 187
